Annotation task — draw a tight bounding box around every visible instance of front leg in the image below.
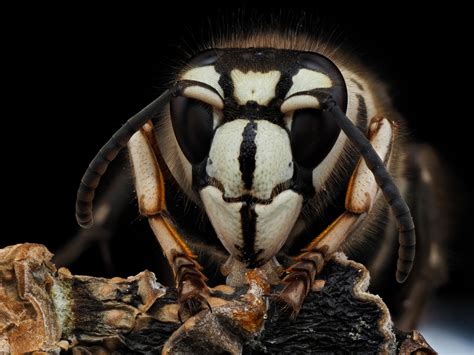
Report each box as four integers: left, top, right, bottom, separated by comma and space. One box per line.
128, 121, 209, 319
278, 116, 394, 316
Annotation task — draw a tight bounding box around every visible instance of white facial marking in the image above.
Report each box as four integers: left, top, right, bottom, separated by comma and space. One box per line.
283, 113, 293, 131
312, 131, 346, 189
206, 119, 293, 200
254, 190, 303, 262
281, 94, 320, 113
200, 187, 303, 266
286, 69, 332, 98
251, 120, 293, 199
156, 115, 195, 202
212, 110, 223, 130
200, 185, 243, 257
182, 65, 224, 97
311, 67, 376, 191
230, 70, 281, 105
183, 86, 223, 109
341, 68, 376, 127
206, 119, 246, 198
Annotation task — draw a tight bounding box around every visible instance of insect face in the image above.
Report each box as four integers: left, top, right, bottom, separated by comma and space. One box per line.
76, 34, 418, 320
170, 48, 348, 267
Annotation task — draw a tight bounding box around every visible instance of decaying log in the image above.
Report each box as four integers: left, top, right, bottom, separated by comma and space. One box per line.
0, 243, 435, 354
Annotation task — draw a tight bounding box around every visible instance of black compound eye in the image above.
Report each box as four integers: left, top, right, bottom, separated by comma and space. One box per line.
298, 52, 348, 112
187, 49, 223, 67
290, 108, 341, 169
170, 96, 214, 165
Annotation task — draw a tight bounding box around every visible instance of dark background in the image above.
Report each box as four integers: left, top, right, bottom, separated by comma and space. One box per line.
4, 6, 472, 315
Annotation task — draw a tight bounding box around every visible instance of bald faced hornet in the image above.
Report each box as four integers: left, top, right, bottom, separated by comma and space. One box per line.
76, 33, 446, 327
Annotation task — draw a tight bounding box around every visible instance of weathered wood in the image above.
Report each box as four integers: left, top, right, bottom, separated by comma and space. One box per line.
0, 243, 435, 354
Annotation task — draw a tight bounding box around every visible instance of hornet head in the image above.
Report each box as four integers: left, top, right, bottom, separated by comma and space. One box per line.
170, 48, 347, 267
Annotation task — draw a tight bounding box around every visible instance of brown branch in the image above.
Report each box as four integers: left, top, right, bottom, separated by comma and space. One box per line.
0, 243, 435, 354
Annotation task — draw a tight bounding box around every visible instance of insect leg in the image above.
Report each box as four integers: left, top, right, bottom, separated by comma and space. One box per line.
128, 121, 209, 318
277, 116, 395, 316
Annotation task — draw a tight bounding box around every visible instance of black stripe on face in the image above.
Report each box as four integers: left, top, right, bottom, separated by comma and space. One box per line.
239, 121, 258, 190
237, 200, 261, 268
356, 94, 368, 133
351, 78, 364, 91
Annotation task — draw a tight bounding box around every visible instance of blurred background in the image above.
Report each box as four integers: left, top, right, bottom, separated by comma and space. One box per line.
3, 6, 472, 353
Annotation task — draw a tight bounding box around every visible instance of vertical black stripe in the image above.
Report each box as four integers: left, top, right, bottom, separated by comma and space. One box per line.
238, 200, 258, 267
218, 73, 234, 98
238, 121, 259, 267
239, 121, 258, 190
356, 94, 368, 133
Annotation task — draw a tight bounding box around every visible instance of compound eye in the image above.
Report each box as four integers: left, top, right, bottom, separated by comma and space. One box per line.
187, 49, 222, 66
170, 96, 214, 165
290, 108, 341, 169
298, 52, 348, 112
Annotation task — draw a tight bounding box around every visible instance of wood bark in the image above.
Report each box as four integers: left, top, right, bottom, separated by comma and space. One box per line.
0, 243, 435, 354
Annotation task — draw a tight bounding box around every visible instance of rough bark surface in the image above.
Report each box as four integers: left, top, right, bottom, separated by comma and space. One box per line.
0, 243, 435, 354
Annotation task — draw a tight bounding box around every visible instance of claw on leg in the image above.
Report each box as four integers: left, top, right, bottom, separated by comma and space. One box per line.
276, 116, 396, 317
177, 279, 212, 323
274, 277, 308, 318
276, 249, 326, 318
128, 123, 210, 320
174, 251, 211, 321
150, 216, 210, 320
